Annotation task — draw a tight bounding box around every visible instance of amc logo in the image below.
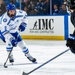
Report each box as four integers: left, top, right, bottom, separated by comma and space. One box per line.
31, 19, 54, 30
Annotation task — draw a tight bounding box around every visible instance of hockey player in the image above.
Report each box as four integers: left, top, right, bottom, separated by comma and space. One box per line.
0, 4, 36, 63
66, 0, 75, 54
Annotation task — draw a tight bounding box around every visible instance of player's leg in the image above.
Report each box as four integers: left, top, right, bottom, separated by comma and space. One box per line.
6, 40, 14, 63
7, 49, 14, 63
17, 35, 36, 63
18, 41, 36, 63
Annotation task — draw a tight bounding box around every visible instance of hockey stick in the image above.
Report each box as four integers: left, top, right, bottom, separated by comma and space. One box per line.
4, 31, 20, 68
4, 48, 13, 68
22, 49, 69, 75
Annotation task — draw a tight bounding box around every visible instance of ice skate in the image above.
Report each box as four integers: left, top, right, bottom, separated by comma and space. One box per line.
8, 55, 14, 64
7, 51, 14, 64
25, 53, 37, 63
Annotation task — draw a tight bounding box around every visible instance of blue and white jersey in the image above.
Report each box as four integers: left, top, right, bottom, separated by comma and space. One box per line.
0, 9, 28, 36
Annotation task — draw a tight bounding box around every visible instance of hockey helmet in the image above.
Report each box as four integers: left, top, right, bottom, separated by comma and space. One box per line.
6, 4, 16, 11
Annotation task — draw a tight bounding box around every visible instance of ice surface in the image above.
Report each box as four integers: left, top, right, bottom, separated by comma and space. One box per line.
0, 40, 75, 75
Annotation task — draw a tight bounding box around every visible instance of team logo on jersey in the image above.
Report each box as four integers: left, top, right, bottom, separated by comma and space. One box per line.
3, 18, 7, 22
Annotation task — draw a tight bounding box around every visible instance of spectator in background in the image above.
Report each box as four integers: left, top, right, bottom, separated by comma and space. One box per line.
58, 4, 69, 15
52, 0, 64, 14
63, 0, 70, 14
22, 0, 37, 15
28, 1, 37, 15
53, 0, 63, 9
63, 0, 67, 5
34, 0, 44, 15
4, 0, 10, 5
21, 0, 30, 10
53, 4, 59, 15
43, 0, 50, 15
10, 0, 20, 9
0, 0, 6, 16
24, 6, 29, 14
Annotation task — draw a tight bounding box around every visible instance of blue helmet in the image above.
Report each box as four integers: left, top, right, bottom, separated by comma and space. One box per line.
6, 4, 16, 11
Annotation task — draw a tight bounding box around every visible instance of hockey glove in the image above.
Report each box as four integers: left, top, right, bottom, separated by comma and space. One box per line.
66, 34, 75, 54
66, 34, 75, 47
10, 37, 17, 47
18, 22, 27, 32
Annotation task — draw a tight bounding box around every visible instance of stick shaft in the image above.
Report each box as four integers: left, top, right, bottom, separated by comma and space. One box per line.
4, 49, 13, 67
23, 49, 69, 75
4, 32, 20, 67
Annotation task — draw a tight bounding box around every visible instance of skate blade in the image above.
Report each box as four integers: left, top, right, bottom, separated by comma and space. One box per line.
33, 61, 37, 64
10, 62, 14, 65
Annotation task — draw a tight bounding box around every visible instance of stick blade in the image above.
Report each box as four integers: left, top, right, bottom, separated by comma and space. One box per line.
22, 72, 28, 75
4, 62, 8, 68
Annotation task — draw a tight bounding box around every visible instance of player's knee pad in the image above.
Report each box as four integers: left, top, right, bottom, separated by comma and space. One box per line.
22, 48, 29, 54
6, 47, 13, 51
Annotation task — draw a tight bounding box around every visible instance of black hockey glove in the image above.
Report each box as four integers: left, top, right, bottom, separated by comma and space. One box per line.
66, 34, 75, 54
66, 38, 75, 47
66, 34, 75, 47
